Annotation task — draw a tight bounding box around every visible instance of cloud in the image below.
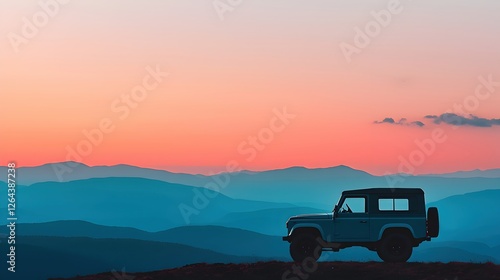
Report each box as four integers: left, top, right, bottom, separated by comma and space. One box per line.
374, 117, 424, 127
375, 117, 395, 124
425, 113, 500, 127
412, 121, 425, 127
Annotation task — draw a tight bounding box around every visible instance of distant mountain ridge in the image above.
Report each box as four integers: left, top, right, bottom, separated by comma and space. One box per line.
5, 162, 500, 187
0, 161, 212, 186
1, 175, 499, 236
2, 187, 500, 253
0, 221, 288, 258
0, 177, 314, 231
422, 168, 500, 178
2, 162, 499, 206
1, 162, 499, 279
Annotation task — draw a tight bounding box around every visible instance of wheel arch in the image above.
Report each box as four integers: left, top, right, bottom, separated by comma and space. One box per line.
378, 224, 415, 241
290, 224, 324, 240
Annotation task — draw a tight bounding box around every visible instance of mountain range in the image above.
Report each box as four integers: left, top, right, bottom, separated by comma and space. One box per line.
1, 220, 499, 280
0, 162, 499, 279
0, 235, 264, 280
2, 162, 500, 205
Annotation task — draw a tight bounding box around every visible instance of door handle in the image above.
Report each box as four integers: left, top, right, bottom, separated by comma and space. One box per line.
360, 220, 367, 223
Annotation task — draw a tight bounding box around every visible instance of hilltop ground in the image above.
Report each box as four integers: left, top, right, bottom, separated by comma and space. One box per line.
53, 261, 500, 280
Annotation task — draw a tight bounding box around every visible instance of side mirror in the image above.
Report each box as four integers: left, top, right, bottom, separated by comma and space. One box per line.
333, 205, 338, 218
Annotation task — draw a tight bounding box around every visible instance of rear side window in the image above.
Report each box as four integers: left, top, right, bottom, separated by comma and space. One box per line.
379, 198, 409, 211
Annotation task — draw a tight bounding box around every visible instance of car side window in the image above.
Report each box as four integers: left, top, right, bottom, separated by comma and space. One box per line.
379, 198, 409, 211
339, 197, 366, 214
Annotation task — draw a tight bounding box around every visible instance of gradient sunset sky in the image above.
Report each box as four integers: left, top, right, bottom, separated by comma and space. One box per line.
1, 0, 500, 175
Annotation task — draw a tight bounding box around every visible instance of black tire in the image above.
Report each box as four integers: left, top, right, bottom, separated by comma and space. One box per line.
427, 207, 439, 238
290, 233, 322, 262
377, 233, 413, 263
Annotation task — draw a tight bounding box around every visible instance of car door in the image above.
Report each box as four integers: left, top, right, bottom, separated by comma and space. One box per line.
334, 196, 370, 241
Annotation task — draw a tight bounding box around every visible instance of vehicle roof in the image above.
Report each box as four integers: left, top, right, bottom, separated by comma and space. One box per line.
342, 188, 424, 195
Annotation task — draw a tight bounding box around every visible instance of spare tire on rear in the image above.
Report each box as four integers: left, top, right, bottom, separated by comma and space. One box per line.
427, 207, 439, 237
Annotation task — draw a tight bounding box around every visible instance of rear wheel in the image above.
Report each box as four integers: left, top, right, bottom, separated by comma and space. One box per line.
377, 233, 413, 262
290, 233, 322, 262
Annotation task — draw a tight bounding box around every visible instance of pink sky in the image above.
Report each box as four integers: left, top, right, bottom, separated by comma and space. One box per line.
1, 0, 500, 175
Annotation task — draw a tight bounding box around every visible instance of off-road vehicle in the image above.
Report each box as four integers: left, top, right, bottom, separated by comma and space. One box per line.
283, 188, 439, 262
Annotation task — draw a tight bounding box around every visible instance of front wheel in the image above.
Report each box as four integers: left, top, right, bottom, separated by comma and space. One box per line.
289, 233, 322, 262
377, 233, 413, 262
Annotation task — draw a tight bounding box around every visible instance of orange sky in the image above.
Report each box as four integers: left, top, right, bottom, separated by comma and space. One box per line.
1, 0, 500, 175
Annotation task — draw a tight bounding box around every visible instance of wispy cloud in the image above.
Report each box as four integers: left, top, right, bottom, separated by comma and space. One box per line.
425, 113, 500, 127
374, 117, 424, 127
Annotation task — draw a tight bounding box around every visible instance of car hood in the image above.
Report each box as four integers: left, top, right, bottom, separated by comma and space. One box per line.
289, 213, 332, 220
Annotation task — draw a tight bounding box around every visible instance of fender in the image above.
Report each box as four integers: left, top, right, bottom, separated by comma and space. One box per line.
378, 223, 415, 240
290, 223, 326, 240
